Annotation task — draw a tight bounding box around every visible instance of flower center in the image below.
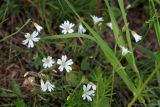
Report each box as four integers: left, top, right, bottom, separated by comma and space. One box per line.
65, 26, 70, 31
61, 61, 66, 67
28, 34, 33, 40
45, 59, 50, 63
83, 90, 88, 94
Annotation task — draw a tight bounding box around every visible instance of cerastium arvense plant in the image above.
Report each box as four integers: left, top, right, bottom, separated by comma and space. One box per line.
1, 0, 160, 106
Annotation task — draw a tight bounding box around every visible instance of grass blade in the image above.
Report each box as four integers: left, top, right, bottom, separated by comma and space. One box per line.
104, 0, 140, 75
43, 33, 96, 41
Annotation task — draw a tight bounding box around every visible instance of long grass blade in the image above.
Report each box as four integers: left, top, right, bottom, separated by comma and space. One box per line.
104, 0, 140, 75
43, 33, 96, 41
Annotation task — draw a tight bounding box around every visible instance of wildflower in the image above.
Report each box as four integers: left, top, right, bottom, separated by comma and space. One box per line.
82, 84, 95, 101
88, 82, 96, 91
91, 15, 103, 24
41, 79, 55, 92
42, 56, 55, 68
33, 22, 43, 32
59, 20, 75, 34
78, 23, 86, 33
120, 46, 131, 56
107, 22, 113, 30
22, 31, 40, 48
126, 4, 131, 9
131, 31, 142, 42
57, 55, 73, 72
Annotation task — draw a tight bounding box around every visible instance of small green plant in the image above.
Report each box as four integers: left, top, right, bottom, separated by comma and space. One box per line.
0, 0, 160, 107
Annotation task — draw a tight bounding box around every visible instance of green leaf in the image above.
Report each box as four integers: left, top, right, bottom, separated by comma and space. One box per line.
16, 98, 25, 107
66, 71, 83, 87
81, 58, 90, 71
43, 33, 96, 42
11, 80, 21, 96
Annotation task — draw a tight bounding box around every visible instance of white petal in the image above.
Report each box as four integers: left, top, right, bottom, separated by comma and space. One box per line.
22, 39, 28, 45
43, 63, 47, 68
68, 29, 74, 33
83, 85, 87, 91
32, 37, 40, 42
58, 66, 64, 72
57, 59, 62, 65
70, 23, 75, 28
47, 63, 52, 68
65, 66, 72, 72
41, 80, 47, 92
82, 94, 86, 100
86, 95, 92, 101
66, 59, 73, 65
107, 22, 113, 30
32, 31, 39, 37
42, 58, 46, 62
46, 81, 54, 92
59, 25, 64, 29
62, 30, 67, 34
47, 85, 54, 92
28, 40, 34, 48
92, 85, 96, 91
62, 55, 67, 62
86, 84, 91, 91
24, 33, 30, 38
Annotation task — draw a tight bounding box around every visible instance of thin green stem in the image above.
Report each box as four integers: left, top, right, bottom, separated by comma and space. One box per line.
0, 19, 31, 42
110, 69, 115, 104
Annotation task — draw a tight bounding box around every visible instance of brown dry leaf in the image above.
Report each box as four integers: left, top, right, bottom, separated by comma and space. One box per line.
22, 76, 35, 87
72, 64, 80, 71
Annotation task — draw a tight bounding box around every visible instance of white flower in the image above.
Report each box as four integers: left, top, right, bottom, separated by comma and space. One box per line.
107, 22, 113, 30
120, 46, 131, 56
126, 4, 131, 9
22, 31, 40, 48
57, 55, 73, 72
42, 56, 55, 68
78, 23, 86, 33
91, 15, 103, 24
131, 31, 142, 42
82, 84, 95, 101
41, 79, 55, 92
33, 22, 43, 32
59, 20, 75, 34
88, 82, 96, 91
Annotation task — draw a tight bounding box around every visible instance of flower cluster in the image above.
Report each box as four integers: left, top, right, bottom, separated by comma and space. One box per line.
40, 55, 73, 92
59, 20, 86, 34
22, 14, 142, 100
82, 82, 96, 102
42, 55, 74, 72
